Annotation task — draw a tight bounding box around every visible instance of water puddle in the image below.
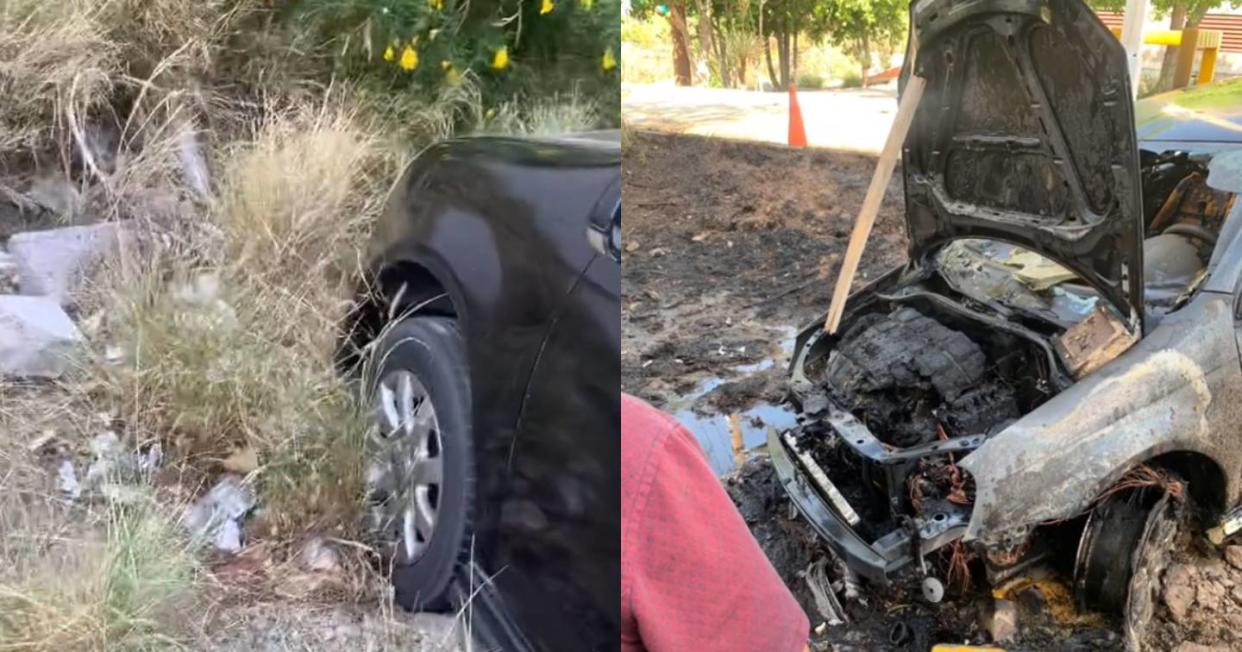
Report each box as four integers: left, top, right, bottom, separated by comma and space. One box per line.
671, 324, 802, 475
675, 402, 798, 475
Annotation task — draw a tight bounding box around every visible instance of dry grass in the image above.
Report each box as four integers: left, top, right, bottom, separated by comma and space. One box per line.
0, 0, 120, 155
0, 388, 199, 651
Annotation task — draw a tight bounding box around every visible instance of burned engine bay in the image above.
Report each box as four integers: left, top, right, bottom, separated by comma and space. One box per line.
777, 151, 1236, 596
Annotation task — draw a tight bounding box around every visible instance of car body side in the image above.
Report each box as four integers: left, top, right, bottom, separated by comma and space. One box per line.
959, 205, 1242, 547
340, 136, 621, 650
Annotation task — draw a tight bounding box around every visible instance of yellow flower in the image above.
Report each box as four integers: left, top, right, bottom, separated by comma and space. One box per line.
491, 47, 509, 70
399, 45, 419, 71
429, 0, 443, 8
580, 0, 593, 8
540, 0, 554, 13
602, 48, 616, 71
485, 108, 497, 120
383, 45, 395, 62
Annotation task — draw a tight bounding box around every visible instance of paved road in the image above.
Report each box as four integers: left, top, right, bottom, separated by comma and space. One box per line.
623, 83, 899, 153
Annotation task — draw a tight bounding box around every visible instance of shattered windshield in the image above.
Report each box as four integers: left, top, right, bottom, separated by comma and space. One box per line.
935, 239, 1102, 326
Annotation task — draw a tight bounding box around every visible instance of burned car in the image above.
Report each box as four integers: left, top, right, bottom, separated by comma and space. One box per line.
770, 0, 1242, 629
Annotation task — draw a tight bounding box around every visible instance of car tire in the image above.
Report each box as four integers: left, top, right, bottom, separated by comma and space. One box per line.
365, 316, 474, 612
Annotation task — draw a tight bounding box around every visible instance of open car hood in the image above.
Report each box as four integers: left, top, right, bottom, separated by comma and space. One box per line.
902, 0, 1145, 329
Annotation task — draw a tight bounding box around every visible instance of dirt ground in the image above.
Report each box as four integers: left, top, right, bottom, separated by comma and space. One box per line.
621, 131, 908, 411
622, 131, 1242, 651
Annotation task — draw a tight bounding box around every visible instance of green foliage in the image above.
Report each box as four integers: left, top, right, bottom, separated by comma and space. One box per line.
818, 0, 907, 74
840, 70, 863, 87
796, 71, 823, 89
1089, 0, 1242, 23
288, 0, 619, 120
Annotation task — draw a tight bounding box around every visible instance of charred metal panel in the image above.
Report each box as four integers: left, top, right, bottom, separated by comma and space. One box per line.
960, 294, 1242, 544
902, 0, 1145, 330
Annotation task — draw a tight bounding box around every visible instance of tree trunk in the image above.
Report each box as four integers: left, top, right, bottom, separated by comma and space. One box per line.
792, 31, 799, 82
696, 0, 714, 83
775, 29, 784, 88
715, 26, 732, 88
668, 3, 692, 86
1155, 4, 1187, 94
859, 33, 872, 85
764, 35, 778, 89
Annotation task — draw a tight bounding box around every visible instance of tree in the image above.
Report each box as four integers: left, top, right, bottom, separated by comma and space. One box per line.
759, 0, 827, 88
1090, 0, 1242, 93
631, 0, 694, 84
818, 0, 906, 83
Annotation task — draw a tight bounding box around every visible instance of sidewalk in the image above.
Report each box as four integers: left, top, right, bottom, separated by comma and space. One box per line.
622, 83, 900, 154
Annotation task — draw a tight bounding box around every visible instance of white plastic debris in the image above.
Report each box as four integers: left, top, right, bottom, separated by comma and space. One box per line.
0, 295, 85, 378
802, 558, 847, 626
184, 474, 256, 553
299, 536, 342, 573
7, 222, 132, 305
84, 431, 124, 489
56, 459, 81, 499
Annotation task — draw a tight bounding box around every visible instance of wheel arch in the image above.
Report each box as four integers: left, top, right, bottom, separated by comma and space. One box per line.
1144, 449, 1229, 514
336, 257, 465, 377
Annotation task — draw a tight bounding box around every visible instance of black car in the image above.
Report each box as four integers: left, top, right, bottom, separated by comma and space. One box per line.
337, 134, 620, 651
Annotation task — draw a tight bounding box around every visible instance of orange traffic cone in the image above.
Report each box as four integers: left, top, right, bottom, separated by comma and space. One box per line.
788, 84, 807, 148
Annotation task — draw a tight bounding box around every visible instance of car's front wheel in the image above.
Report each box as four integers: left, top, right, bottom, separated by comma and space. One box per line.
364, 316, 474, 611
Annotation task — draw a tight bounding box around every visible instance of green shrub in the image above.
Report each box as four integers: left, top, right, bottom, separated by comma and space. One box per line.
839, 71, 863, 89
796, 72, 824, 90
287, 0, 619, 123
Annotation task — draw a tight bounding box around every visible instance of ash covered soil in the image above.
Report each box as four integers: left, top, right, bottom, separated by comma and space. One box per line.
622, 132, 1242, 651
620, 131, 908, 412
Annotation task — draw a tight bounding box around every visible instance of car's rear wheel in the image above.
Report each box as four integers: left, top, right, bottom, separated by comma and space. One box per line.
364, 316, 473, 611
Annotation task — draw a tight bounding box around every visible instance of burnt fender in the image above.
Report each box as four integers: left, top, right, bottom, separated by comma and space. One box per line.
959, 294, 1242, 544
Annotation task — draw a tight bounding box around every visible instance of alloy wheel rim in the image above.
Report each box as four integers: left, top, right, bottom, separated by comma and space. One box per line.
366, 369, 443, 564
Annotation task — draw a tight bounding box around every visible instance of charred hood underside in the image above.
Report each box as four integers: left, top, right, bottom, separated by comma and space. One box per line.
903, 0, 1145, 329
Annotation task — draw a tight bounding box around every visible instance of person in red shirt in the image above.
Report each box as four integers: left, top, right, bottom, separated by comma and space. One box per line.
621, 393, 811, 652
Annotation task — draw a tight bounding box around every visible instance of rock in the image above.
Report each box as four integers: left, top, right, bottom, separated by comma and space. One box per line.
981, 598, 1018, 643
184, 474, 255, 553
0, 296, 84, 378
299, 536, 341, 573
7, 221, 131, 304
26, 175, 81, 219
1224, 545, 1242, 571
1164, 564, 1197, 623
1198, 579, 1228, 611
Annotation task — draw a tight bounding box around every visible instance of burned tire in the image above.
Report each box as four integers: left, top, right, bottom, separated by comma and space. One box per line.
363, 317, 474, 612
1074, 484, 1185, 649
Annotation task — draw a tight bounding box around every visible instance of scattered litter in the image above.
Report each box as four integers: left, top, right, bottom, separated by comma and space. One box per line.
625, 240, 640, 253
1054, 304, 1138, 379
922, 576, 945, 603
184, 474, 256, 553
980, 598, 1018, 643
0, 295, 85, 379
802, 557, 847, 626
56, 459, 81, 499
1002, 249, 1077, 291
299, 536, 342, 573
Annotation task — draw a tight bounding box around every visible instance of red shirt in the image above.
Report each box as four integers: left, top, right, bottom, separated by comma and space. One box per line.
620, 394, 809, 652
